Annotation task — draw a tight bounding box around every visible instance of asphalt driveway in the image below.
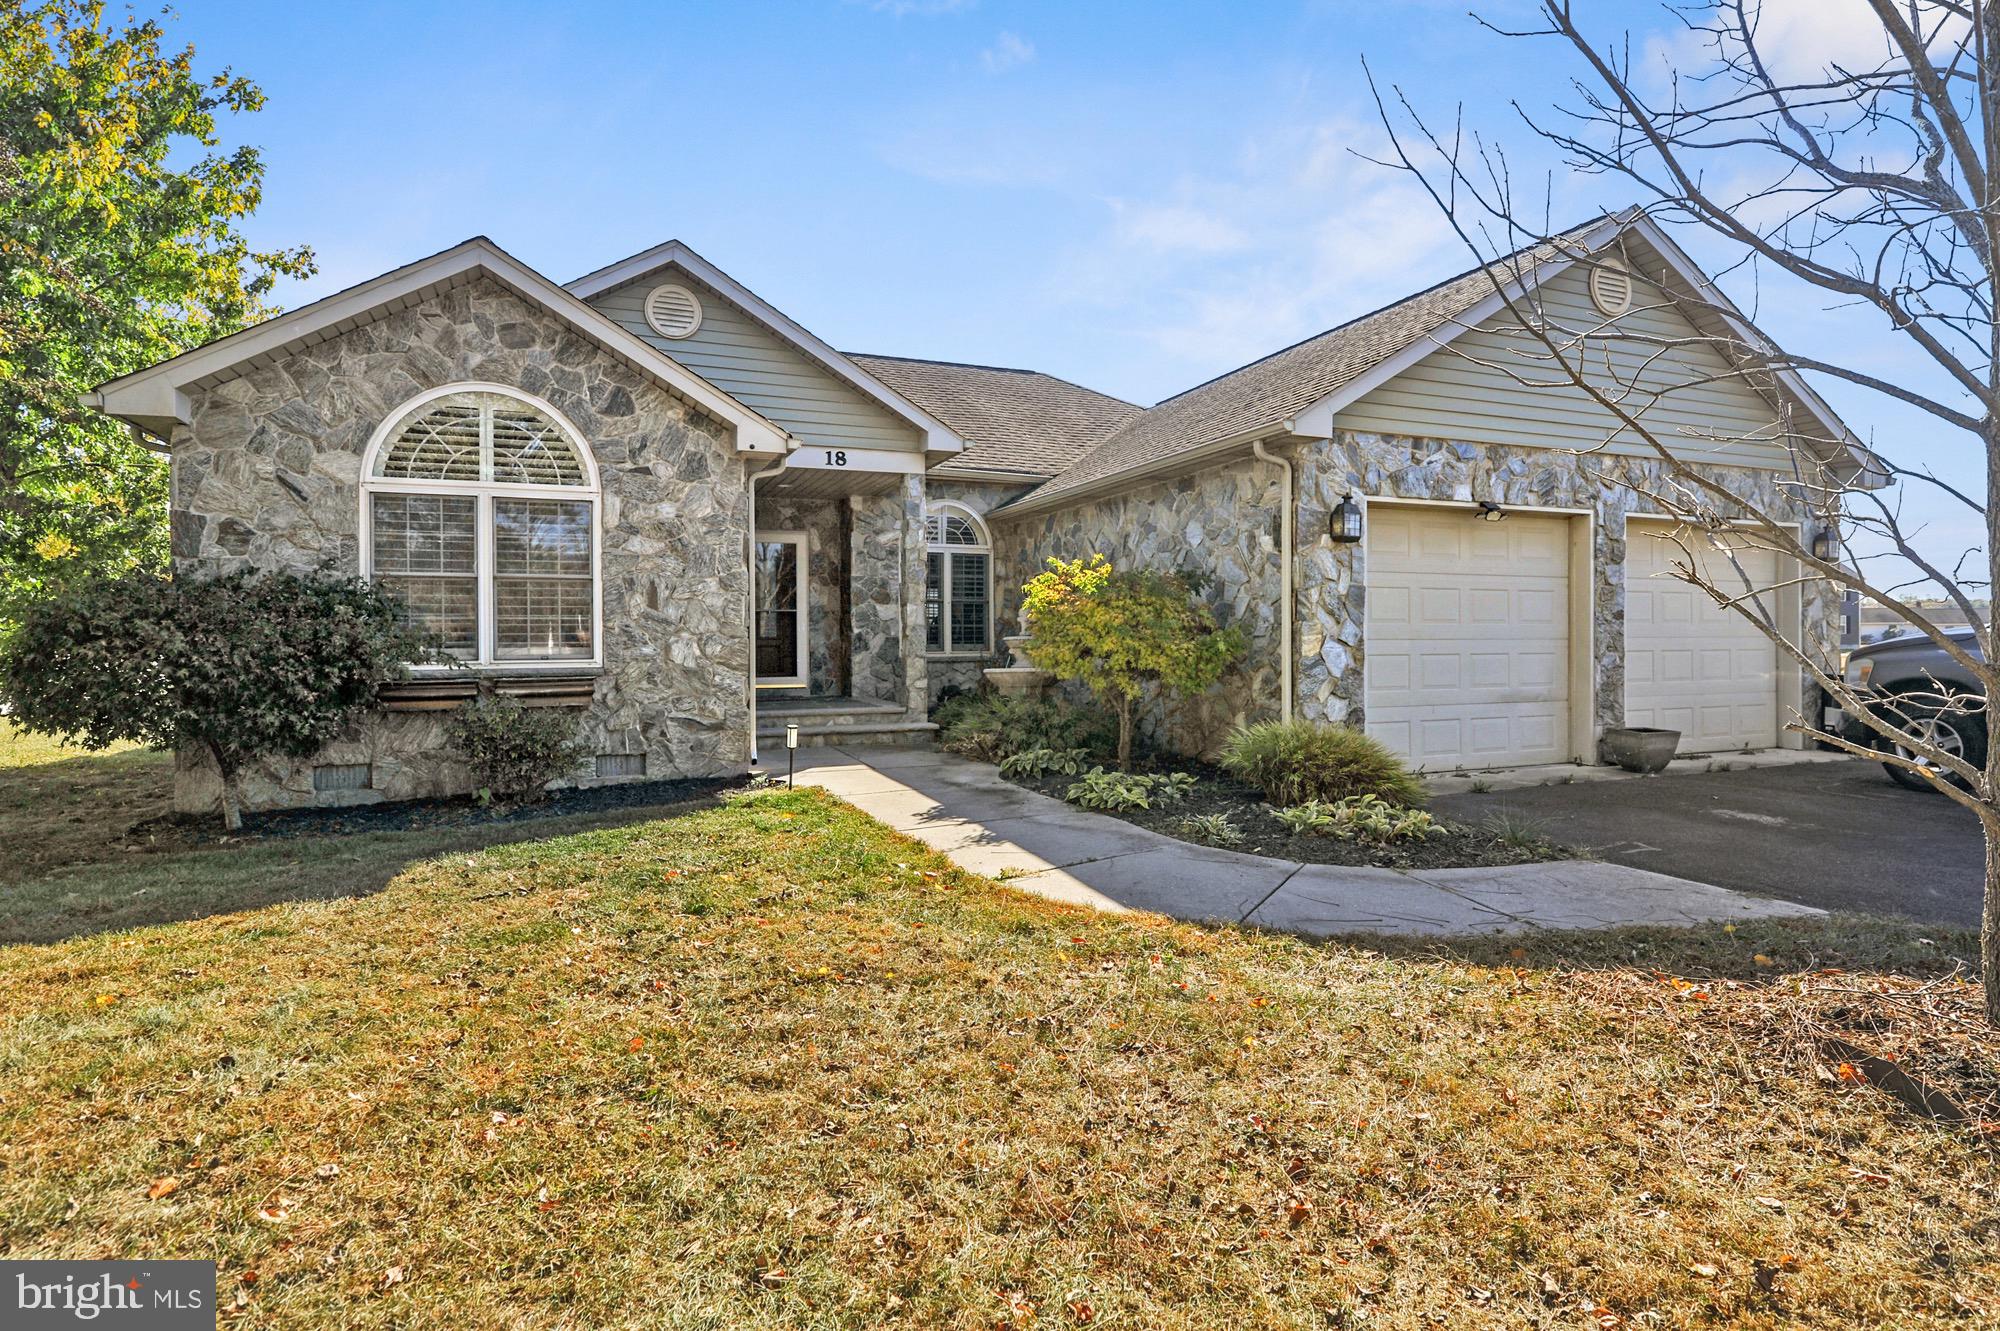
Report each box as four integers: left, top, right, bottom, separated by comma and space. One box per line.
1431, 757, 1985, 927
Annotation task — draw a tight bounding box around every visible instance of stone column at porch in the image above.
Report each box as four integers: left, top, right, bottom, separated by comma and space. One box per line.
847, 474, 928, 719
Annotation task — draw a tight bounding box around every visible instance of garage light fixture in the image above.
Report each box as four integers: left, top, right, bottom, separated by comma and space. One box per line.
1477, 500, 1508, 522
1328, 494, 1363, 543
1811, 526, 1838, 562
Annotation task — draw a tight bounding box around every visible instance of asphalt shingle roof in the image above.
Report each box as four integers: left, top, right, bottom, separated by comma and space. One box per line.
847, 353, 1143, 478
1016, 216, 1616, 508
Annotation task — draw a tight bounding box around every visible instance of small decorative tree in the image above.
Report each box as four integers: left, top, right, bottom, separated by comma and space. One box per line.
0, 568, 429, 830
1021, 554, 1246, 769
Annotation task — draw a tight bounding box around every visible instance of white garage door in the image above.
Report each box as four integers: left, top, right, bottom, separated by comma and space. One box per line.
1625, 523, 1780, 752
1366, 507, 1572, 770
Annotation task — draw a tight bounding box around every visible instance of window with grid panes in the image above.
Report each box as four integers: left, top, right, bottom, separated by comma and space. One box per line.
364, 389, 598, 664
923, 506, 990, 654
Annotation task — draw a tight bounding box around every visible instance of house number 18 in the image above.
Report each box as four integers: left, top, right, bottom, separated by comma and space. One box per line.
823, 450, 849, 467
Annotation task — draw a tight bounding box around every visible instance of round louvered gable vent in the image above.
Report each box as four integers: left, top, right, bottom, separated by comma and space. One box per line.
644, 283, 703, 339
1588, 259, 1633, 316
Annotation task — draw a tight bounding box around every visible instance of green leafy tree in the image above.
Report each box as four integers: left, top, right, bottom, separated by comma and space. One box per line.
1021, 554, 1246, 769
0, 568, 427, 830
0, 1, 314, 625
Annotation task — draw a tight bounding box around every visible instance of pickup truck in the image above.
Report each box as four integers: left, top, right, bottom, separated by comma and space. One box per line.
1840, 627, 1986, 790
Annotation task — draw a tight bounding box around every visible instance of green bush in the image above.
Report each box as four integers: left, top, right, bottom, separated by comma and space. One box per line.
1268, 795, 1440, 843
998, 746, 1091, 779
1064, 768, 1158, 811
445, 695, 589, 805
0, 567, 428, 829
1176, 812, 1244, 847
934, 693, 1117, 764
1220, 720, 1426, 808
1063, 767, 1196, 812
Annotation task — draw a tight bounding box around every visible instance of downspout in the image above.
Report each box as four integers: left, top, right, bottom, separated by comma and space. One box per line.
1251, 437, 1295, 723
745, 446, 795, 766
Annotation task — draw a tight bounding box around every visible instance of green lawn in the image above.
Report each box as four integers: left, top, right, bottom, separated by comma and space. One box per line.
0, 729, 1995, 1327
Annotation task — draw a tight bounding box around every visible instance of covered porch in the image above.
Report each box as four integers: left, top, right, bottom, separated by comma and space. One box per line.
750, 455, 934, 754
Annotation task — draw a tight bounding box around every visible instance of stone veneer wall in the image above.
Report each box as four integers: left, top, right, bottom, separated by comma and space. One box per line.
170, 274, 755, 813
1292, 430, 1842, 742
757, 498, 848, 698
923, 478, 1038, 705
990, 429, 1840, 760
847, 474, 929, 717
990, 460, 1285, 757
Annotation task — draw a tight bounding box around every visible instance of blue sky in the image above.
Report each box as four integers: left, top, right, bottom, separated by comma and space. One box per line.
170, 0, 1982, 587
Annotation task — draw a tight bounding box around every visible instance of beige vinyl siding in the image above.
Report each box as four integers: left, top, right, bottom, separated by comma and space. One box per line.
1335, 264, 1795, 470
590, 270, 922, 455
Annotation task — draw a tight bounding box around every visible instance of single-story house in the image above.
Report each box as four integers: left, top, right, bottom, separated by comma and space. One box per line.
86, 208, 1868, 814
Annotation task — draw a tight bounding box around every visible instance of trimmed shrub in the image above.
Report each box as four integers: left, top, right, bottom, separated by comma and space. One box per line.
445, 695, 589, 805
934, 693, 1117, 765
0, 567, 427, 829
1220, 720, 1427, 808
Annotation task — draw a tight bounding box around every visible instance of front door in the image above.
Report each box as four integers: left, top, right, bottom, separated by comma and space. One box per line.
754, 530, 807, 687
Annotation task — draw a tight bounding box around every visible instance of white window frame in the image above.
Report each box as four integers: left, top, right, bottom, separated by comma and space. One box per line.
753, 529, 810, 689
359, 383, 604, 672
924, 501, 993, 658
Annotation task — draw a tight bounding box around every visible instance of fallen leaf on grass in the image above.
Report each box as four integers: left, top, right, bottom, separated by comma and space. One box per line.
1754, 1196, 1785, 1212
313, 1163, 339, 1180
380, 1265, 405, 1289
1066, 1297, 1095, 1323
146, 1177, 179, 1200
1688, 1262, 1721, 1279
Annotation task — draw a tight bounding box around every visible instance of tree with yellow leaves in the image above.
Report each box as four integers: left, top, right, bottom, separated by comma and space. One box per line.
0, 1, 313, 627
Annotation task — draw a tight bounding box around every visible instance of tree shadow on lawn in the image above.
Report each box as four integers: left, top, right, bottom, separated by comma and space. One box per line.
0, 748, 176, 888
0, 796, 726, 948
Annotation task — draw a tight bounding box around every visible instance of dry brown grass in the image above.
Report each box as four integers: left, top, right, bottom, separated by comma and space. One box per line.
1, 760, 1996, 1328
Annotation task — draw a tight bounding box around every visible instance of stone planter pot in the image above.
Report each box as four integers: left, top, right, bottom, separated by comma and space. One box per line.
1601, 726, 1681, 775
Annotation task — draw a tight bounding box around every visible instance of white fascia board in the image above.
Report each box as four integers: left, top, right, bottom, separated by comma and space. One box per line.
89, 238, 792, 455
566, 240, 967, 457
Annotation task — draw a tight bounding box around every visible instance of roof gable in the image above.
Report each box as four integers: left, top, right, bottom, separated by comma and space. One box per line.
1004, 210, 1870, 515
88, 238, 790, 454
567, 241, 965, 459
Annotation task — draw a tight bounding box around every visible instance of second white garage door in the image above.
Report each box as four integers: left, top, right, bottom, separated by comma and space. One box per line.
1366, 506, 1573, 769
1625, 521, 1779, 752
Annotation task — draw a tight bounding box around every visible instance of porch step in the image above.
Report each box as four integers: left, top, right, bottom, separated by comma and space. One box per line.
757, 719, 939, 749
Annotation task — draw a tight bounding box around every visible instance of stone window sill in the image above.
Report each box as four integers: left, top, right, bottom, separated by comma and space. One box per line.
378, 671, 602, 711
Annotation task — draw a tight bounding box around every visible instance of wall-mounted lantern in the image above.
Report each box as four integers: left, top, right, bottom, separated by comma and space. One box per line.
1810, 526, 1838, 562
1328, 494, 1363, 544
1477, 500, 1508, 523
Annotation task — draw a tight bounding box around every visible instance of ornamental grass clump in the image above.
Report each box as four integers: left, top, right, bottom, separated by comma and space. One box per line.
1220, 719, 1426, 808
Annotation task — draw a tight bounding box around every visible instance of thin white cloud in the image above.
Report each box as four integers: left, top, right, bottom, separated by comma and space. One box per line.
861, 0, 975, 15
1109, 202, 1248, 255
980, 30, 1035, 74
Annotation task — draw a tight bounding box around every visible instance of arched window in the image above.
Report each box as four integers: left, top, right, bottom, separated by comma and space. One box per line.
361, 385, 601, 666
924, 502, 991, 654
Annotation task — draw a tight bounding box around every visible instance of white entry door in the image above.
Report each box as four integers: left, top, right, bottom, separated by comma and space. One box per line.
1366, 506, 1572, 769
1625, 521, 1779, 752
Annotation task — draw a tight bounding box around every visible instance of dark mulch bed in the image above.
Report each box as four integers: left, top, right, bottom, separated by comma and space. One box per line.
121, 774, 749, 853
1007, 759, 1573, 870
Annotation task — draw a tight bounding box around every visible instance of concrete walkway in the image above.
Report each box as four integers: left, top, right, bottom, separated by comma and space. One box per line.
789, 746, 1823, 939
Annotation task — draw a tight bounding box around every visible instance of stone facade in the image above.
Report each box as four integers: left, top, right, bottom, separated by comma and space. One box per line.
170, 275, 757, 813
990, 429, 1840, 761
991, 460, 1287, 756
